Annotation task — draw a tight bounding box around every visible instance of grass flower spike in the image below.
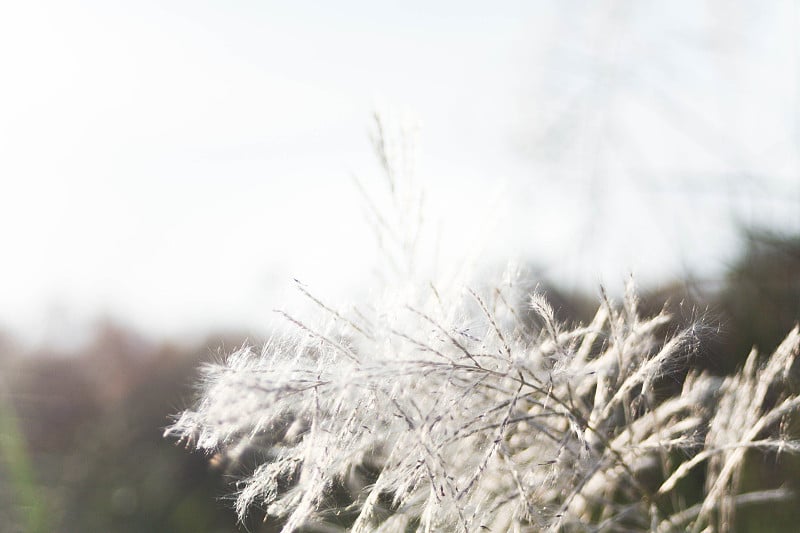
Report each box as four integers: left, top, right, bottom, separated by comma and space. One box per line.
167, 115, 800, 532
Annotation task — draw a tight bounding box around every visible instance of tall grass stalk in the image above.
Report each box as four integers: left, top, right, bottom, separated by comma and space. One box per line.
0, 383, 49, 533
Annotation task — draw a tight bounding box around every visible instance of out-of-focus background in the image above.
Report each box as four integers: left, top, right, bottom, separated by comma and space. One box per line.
1, 1, 799, 531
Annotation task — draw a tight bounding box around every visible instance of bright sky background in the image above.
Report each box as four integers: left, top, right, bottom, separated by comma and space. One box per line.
1, 1, 799, 347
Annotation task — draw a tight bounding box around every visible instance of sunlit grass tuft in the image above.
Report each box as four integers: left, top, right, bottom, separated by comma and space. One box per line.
166, 114, 800, 532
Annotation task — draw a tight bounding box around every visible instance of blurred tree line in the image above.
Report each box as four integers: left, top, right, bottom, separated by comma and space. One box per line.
0, 325, 251, 533
0, 227, 797, 532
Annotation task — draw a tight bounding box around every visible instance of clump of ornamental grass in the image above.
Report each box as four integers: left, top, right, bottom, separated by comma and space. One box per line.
166, 114, 800, 532
167, 277, 800, 532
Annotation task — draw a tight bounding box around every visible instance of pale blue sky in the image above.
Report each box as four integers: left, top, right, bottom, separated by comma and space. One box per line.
1, 1, 798, 346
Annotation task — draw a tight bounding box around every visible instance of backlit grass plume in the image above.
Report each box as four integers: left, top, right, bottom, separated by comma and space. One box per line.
166, 114, 800, 532
167, 275, 800, 531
